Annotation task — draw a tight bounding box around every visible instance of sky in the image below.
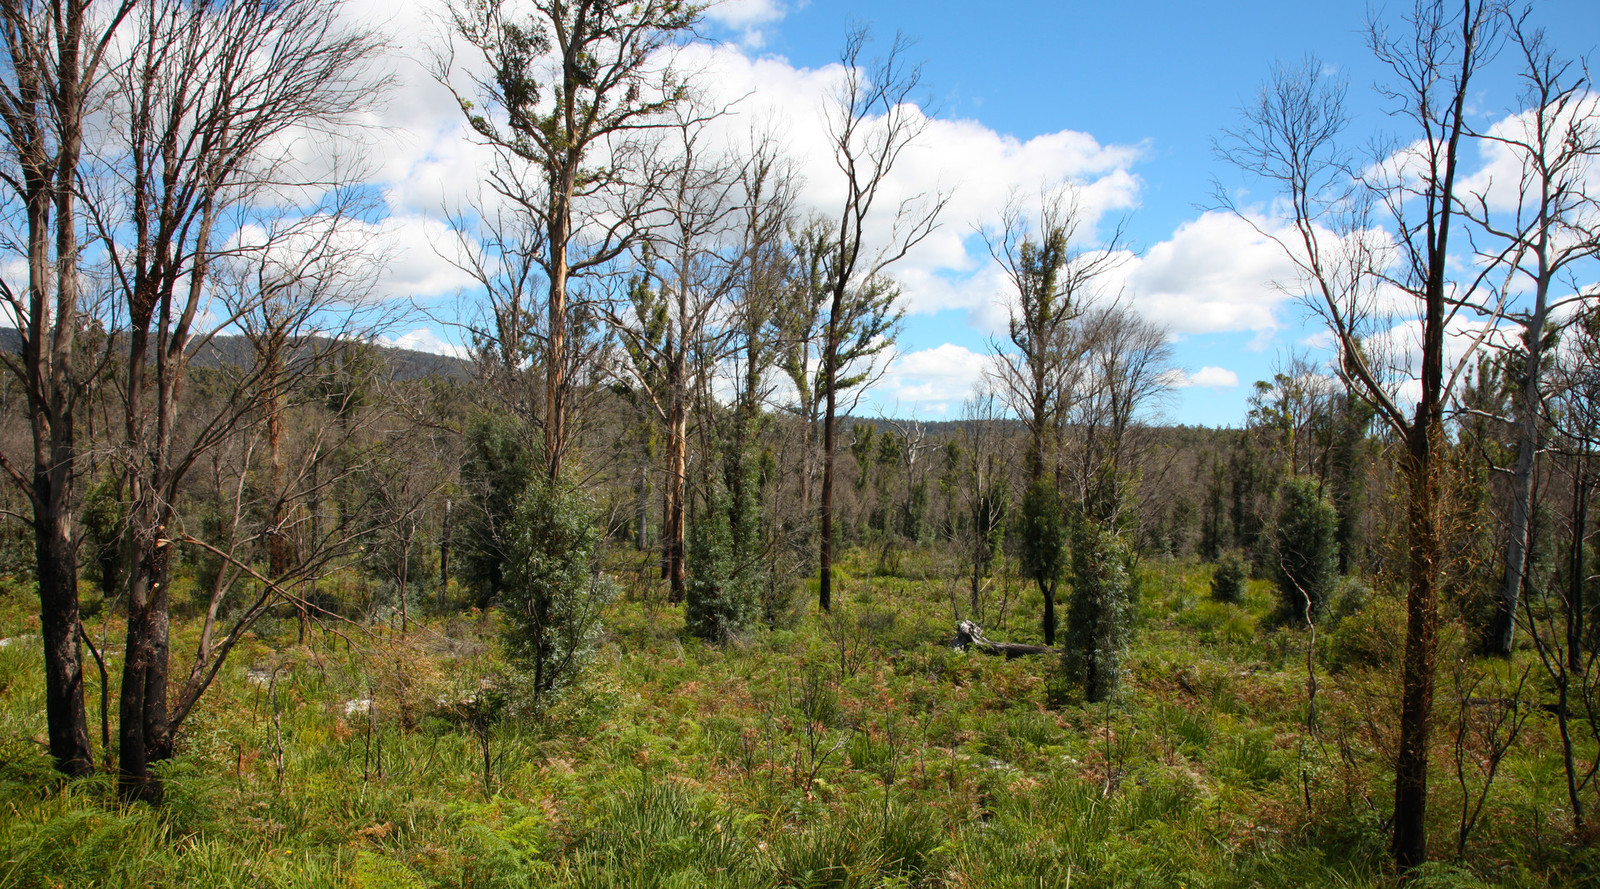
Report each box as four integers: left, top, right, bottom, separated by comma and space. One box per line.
344, 0, 1600, 428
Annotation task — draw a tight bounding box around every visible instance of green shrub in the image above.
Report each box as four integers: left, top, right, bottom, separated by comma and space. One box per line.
1326, 591, 1407, 673
500, 476, 615, 708
1272, 477, 1338, 622
686, 484, 760, 643
1059, 519, 1135, 704
458, 414, 537, 608
1210, 550, 1248, 604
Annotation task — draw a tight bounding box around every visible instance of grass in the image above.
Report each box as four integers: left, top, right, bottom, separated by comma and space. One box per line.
0, 549, 1593, 887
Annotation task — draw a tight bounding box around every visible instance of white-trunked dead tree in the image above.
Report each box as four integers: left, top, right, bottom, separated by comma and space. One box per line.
608, 114, 743, 603
92, 0, 385, 803
1461, 11, 1600, 658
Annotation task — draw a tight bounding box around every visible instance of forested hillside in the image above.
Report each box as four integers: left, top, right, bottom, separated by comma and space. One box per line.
0, 0, 1597, 886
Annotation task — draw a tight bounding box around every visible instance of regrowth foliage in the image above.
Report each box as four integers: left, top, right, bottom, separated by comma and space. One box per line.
500, 477, 616, 706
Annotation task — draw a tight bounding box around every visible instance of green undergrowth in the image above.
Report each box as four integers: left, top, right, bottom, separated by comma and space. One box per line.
0, 551, 1592, 887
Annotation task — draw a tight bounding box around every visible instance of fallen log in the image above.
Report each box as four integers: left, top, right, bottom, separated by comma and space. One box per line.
952, 620, 1054, 659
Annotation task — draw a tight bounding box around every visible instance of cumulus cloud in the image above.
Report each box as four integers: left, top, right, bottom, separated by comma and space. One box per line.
672, 42, 1145, 318
1178, 366, 1241, 388
871, 343, 990, 417
280, 4, 1340, 419
223, 212, 481, 302
702, 0, 789, 48
1113, 211, 1304, 336
382, 326, 470, 359
1458, 94, 1600, 217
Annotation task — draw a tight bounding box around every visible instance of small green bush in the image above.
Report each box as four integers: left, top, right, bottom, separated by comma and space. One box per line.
500, 476, 615, 707
1210, 550, 1248, 604
686, 481, 762, 643
1059, 519, 1135, 704
1272, 478, 1338, 622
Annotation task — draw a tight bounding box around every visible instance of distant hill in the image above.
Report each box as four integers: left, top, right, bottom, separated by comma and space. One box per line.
0, 328, 473, 383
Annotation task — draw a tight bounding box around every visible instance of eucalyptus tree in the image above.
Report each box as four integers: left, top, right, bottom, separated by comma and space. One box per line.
608, 115, 743, 602
443, 0, 700, 482
1460, 11, 1600, 657
1067, 303, 1174, 527
1220, 0, 1508, 869
811, 29, 946, 611
985, 189, 1124, 486
984, 188, 1124, 642
97, 0, 384, 802
0, 0, 136, 778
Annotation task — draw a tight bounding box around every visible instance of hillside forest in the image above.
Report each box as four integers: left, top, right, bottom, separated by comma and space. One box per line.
1, 0, 1599, 886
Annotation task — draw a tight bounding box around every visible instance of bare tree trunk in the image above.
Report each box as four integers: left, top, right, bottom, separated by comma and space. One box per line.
36, 506, 91, 776
119, 525, 172, 803
1491, 240, 1554, 656
666, 398, 687, 602
398, 521, 411, 635
1392, 424, 1442, 869
439, 497, 451, 607
545, 203, 570, 483
1042, 579, 1056, 647
1568, 460, 1589, 682
0, 0, 122, 779
820, 344, 838, 612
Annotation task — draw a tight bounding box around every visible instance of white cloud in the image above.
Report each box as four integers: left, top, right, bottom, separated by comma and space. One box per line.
222, 212, 480, 302
382, 326, 469, 359
368, 214, 483, 299
674, 42, 1145, 318
872, 343, 990, 417
702, 0, 788, 48
1459, 94, 1600, 217
1179, 366, 1240, 388
1113, 211, 1303, 336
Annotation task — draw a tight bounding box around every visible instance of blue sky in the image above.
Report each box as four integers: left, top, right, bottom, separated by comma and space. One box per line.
356, 0, 1600, 428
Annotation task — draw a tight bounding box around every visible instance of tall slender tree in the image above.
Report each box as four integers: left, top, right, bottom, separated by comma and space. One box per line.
1460, 11, 1600, 656
814, 29, 946, 611
101, 0, 383, 801
0, 0, 135, 778
985, 188, 1123, 641
1221, 0, 1507, 869
444, 0, 699, 482
608, 116, 742, 602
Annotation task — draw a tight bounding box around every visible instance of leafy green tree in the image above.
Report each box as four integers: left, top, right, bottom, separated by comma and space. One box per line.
686, 482, 760, 643
1272, 477, 1338, 623
1061, 519, 1135, 704
459, 414, 536, 607
1325, 391, 1375, 574
446, 0, 700, 481
500, 477, 615, 705
1019, 479, 1067, 645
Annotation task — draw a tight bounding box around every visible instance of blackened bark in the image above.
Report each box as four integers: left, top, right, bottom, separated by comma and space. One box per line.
1392, 430, 1441, 870
118, 531, 172, 803
1042, 579, 1056, 647
820, 369, 837, 613
35, 514, 91, 776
